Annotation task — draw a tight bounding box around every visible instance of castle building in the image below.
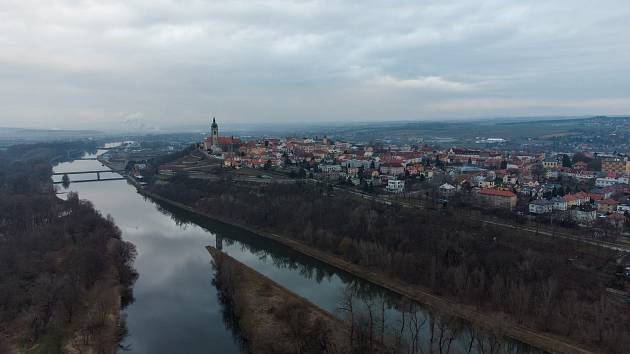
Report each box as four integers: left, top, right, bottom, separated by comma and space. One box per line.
203, 117, 241, 153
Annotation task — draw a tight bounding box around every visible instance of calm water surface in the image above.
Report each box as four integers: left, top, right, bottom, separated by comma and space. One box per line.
53, 152, 543, 354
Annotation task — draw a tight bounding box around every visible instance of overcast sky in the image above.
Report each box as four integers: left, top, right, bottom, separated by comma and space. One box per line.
1, 0, 629, 129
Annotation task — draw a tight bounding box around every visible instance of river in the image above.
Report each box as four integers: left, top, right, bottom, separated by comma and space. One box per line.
53, 150, 542, 354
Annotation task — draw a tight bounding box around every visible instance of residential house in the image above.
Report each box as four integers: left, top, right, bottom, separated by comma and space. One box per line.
319, 164, 342, 173
380, 162, 405, 176
563, 194, 579, 207
616, 204, 630, 214
386, 179, 405, 193
590, 188, 613, 200
529, 199, 553, 214
542, 158, 559, 169
564, 192, 590, 207
550, 196, 568, 211
575, 192, 591, 204
439, 183, 456, 195
342, 158, 372, 169
545, 170, 559, 179
596, 177, 619, 187
597, 199, 619, 213
571, 205, 597, 225
602, 158, 627, 175
471, 175, 494, 188
405, 163, 425, 176
477, 188, 517, 209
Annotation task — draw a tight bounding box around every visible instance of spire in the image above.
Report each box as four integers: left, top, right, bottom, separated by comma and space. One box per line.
211, 116, 218, 129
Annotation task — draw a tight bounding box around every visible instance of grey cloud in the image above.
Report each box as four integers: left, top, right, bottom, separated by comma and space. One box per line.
0, 0, 629, 129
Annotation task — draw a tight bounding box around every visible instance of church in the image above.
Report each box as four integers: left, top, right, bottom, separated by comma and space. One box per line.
203, 117, 241, 153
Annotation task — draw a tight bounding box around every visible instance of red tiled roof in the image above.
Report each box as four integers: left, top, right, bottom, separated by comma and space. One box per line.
382, 162, 403, 167
600, 199, 619, 205
218, 137, 241, 144
479, 188, 516, 198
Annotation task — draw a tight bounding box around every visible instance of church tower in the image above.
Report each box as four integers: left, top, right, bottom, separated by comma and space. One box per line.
210, 117, 219, 149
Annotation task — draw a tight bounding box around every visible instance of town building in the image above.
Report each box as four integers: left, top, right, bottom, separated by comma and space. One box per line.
602, 157, 627, 175
550, 196, 568, 211
386, 179, 405, 193
477, 188, 517, 209
439, 183, 456, 195
529, 199, 553, 214
571, 205, 597, 225
203, 117, 241, 153
542, 158, 559, 169
597, 199, 619, 213
595, 177, 620, 187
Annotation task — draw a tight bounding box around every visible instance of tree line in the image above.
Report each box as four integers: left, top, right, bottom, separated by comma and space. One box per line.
150, 172, 629, 354
0, 142, 137, 353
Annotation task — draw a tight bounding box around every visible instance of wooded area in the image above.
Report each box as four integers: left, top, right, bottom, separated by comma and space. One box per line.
0, 142, 137, 353
151, 173, 629, 354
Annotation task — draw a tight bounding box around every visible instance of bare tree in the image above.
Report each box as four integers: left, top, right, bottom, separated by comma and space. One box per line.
338, 286, 355, 349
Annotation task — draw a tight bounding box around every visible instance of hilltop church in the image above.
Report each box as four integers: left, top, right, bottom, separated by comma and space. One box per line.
203, 117, 241, 153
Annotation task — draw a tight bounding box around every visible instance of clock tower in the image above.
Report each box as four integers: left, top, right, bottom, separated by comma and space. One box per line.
210, 117, 219, 149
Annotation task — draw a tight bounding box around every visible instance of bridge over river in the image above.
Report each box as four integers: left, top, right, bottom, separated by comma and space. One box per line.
52, 169, 127, 183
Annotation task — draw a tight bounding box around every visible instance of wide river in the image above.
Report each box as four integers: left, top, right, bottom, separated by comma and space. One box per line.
53, 151, 542, 354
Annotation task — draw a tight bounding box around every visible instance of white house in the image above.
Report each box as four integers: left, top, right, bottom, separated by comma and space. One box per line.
572, 205, 597, 225
550, 196, 568, 211
545, 170, 559, 179
439, 183, 456, 195
595, 177, 618, 187
617, 204, 630, 214
319, 164, 342, 173
342, 159, 372, 169
386, 179, 405, 193
529, 199, 553, 214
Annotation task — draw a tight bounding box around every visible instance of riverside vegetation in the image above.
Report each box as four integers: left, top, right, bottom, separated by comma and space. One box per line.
0, 142, 137, 353
209, 247, 353, 354
149, 169, 629, 354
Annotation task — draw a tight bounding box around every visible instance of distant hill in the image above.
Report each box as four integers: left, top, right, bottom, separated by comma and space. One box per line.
0, 127, 106, 146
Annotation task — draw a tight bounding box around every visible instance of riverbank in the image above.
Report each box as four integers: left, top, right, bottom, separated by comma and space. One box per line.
138, 188, 598, 354
208, 246, 349, 353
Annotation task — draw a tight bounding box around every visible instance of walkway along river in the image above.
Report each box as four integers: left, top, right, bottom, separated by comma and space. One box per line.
53, 152, 543, 354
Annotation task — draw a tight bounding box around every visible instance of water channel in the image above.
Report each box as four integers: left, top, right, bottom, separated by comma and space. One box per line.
53, 150, 543, 354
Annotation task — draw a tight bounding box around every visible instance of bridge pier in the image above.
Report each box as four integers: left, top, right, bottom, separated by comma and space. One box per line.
216, 235, 223, 251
